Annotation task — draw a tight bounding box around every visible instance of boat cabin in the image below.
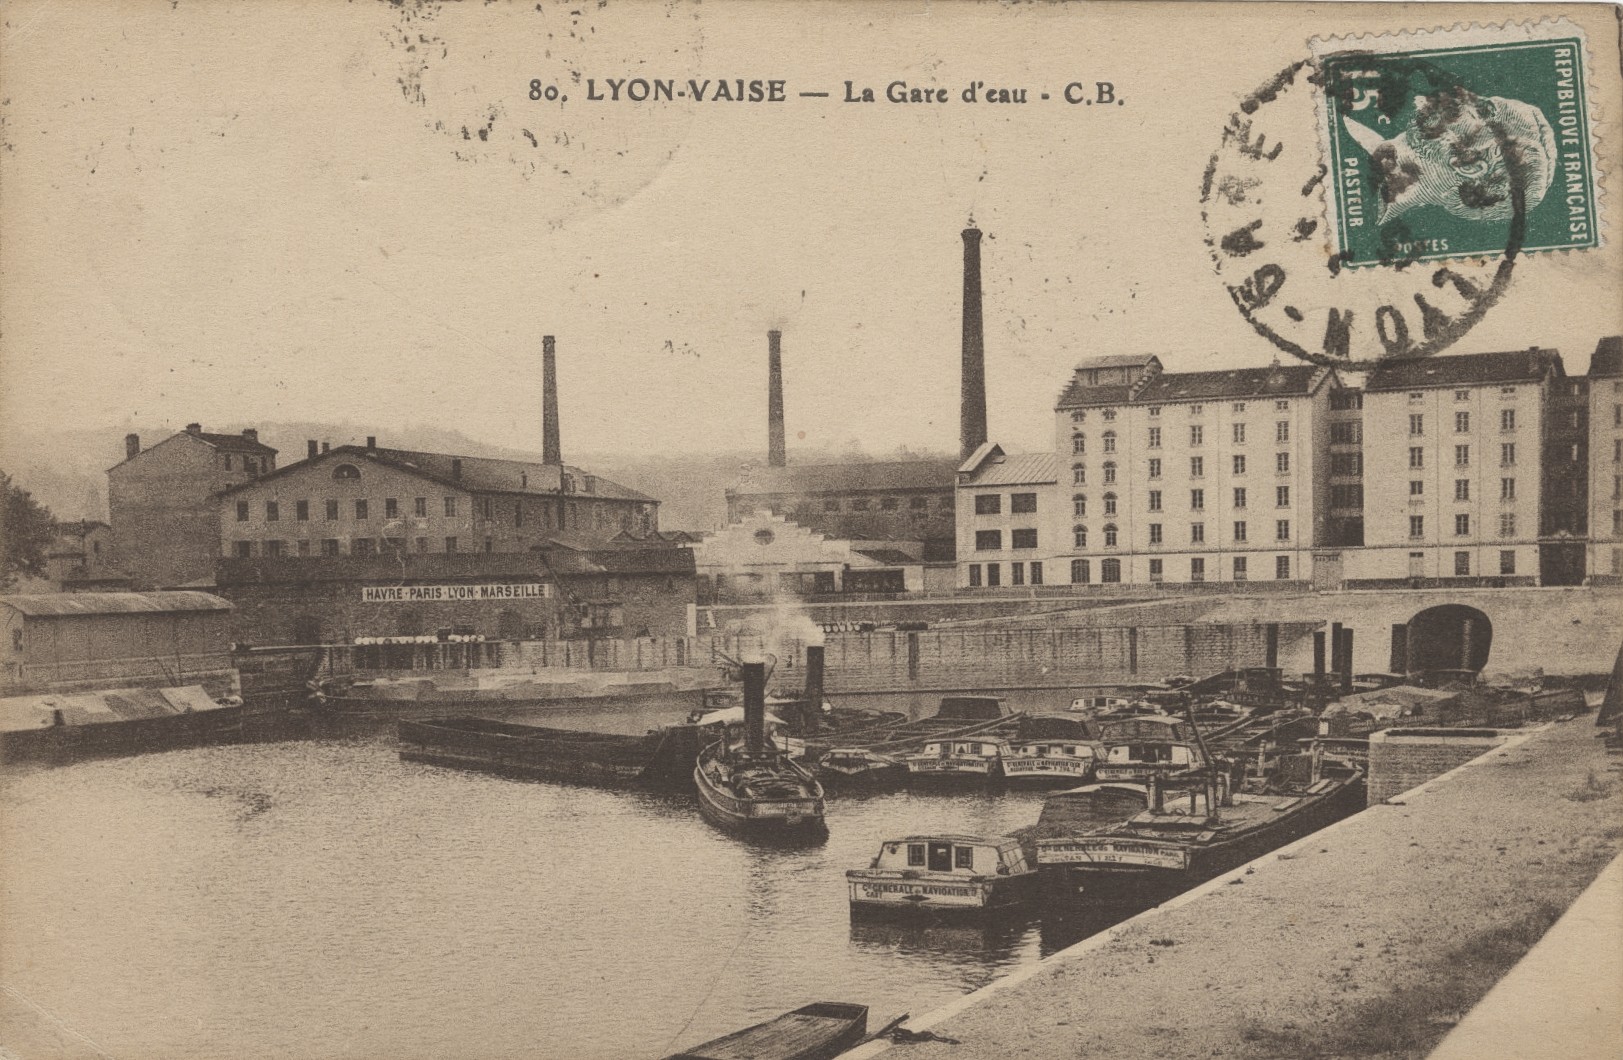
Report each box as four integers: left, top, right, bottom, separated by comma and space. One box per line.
1095, 715, 1194, 743
881, 835, 1027, 876
1103, 741, 1197, 767
933, 696, 1010, 722
1068, 695, 1129, 715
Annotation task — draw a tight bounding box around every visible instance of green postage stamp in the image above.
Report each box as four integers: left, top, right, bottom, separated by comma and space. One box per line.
1311, 20, 1600, 267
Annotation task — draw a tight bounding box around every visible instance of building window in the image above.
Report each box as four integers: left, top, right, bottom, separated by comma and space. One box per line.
910, 496, 928, 510
1499, 512, 1516, 537
296, 540, 310, 556
1072, 433, 1087, 454
1455, 445, 1470, 468
975, 494, 1001, 515
1501, 443, 1516, 467
1073, 495, 1087, 517
353, 538, 375, 556
1233, 454, 1247, 475
385, 498, 399, 519
1331, 452, 1363, 475
355, 499, 368, 520
1454, 479, 1470, 501
1100, 558, 1121, 583
1409, 515, 1425, 539
1276, 420, 1290, 443
1409, 447, 1425, 469
1147, 406, 1161, 417
413, 497, 427, 517
478, 497, 493, 520
1030, 562, 1044, 586
1410, 480, 1425, 496
415, 537, 428, 553
1012, 529, 1038, 549
968, 564, 982, 587
824, 499, 840, 511
516, 504, 524, 527
1190, 425, 1204, 447
1147, 427, 1161, 449
1613, 549, 1622, 575
1454, 551, 1471, 576
975, 530, 1002, 551
1190, 557, 1206, 583
880, 496, 900, 511
1073, 525, 1088, 548
1455, 411, 1470, 433
1103, 493, 1118, 516
236, 500, 249, 522
986, 563, 1001, 587
1233, 402, 1248, 413
264, 540, 284, 557
444, 536, 458, 553
1455, 513, 1471, 536
1102, 431, 1117, 453
223, 455, 233, 471
319, 539, 338, 556
1233, 520, 1248, 542
1011, 562, 1025, 586
1148, 558, 1163, 583
1331, 390, 1363, 410
1232, 423, 1246, 444
1148, 458, 1162, 479
1148, 490, 1162, 512
1072, 464, 1087, 486
444, 497, 458, 517
1233, 487, 1247, 509
1499, 550, 1516, 575
296, 500, 309, 521
1190, 456, 1205, 478
1071, 410, 1086, 423
1501, 408, 1516, 431
1408, 391, 1424, 404
1330, 423, 1361, 445
1500, 477, 1516, 501
1190, 522, 1205, 544
1149, 523, 1163, 545
1454, 389, 1469, 401
266, 501, 279, 522
1189, 404, 1204, 416
1276, 519, 1290, 541
1102, 409, 1117, 421
325, 499, 339, 521
234, 540, 252, 558
1190, 488, 1205, 511
1103, 462, 1117, 484
1275, 555, 1291, 580
1104, 524, 1119, 548
1276, 452, 1290, 473
1070, 559, 1091, 584
1409, 414, 1425, 436
1233, 556, 1248, 581
1011, 493, 1037, 514
1276, 485, 1290, 508
332, 464, 360, 480
1332, 484, 1364, 507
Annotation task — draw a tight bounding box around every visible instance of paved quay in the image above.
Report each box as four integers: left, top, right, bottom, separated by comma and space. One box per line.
849, 719, 1623, 1060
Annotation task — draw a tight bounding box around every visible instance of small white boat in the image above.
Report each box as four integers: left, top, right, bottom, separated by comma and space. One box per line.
1066, 694, 1130, 715
1000, 739, 1102, 785
902, 738, 1007, 782
847, 834, 1038, 914
1091, 715, 1206, 783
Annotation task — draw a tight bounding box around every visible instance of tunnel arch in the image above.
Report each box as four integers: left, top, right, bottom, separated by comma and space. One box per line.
1405, 604, 1493, 673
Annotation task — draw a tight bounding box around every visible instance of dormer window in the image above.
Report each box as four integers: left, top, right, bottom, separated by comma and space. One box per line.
332, 464, 361, 480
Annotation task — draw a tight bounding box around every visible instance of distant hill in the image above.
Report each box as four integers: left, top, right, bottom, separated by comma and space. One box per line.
0, 422, 954, 533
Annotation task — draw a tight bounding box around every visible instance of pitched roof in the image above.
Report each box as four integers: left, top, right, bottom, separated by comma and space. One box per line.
192, 430, 277, 455
1589, 336, 1622, 378
218, 445, 655, 503
1365, 349, 1564, 391
0, 591, 232, 616
853, 548, 923, 566
1073, 353, 1161, 371
729, 459, 957, 496
961, 452, 1059, 487
214, 547, 691, 584
1133, 364, 1327, 402
1055, 381, 1137, 410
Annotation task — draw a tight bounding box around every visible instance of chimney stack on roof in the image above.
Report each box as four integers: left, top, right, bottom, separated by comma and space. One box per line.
543, 334, 563, 466
452, 458, 463, 480
124, 433, 140, 459
960, 226, 987, 460
321, 441, 331, 453
366, 436, 377, 450
241, 428, 259, 444
307, 440, 319, 459
185, 423, 202, 435
767, 329, 786, 468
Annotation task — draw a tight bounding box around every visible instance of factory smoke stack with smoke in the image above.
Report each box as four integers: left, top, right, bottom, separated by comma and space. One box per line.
542, 334, 563, 466
960, 226, 987, 459
767, 330, 786, 468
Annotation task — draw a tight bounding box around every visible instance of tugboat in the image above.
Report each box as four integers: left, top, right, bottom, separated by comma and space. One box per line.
847, 834, 1039, 915
693, 661, 827, 839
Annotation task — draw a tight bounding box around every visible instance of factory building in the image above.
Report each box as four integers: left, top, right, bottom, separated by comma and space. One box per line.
1588, 337, 1622, 583
693, 511, 931, 601
44, 520, 128, 591
108, 424, 278, 589
956, 445, 1060, 588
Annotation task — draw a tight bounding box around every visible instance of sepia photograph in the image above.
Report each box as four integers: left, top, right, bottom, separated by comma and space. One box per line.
1, 2, 1619, 1057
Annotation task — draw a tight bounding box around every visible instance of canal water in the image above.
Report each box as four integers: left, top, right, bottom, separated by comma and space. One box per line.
1, 703, 1143, 1060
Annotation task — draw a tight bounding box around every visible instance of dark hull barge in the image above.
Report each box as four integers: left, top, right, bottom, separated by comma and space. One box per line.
663, 1002, 868, 1060
397, 717, 703, 790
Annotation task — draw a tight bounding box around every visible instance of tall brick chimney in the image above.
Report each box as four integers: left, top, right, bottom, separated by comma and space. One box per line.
767, 330, 786, 468
125, 433, 140, 459
960, 226, 987, 459
542, 334, 563, 466
307, 440, 319, 459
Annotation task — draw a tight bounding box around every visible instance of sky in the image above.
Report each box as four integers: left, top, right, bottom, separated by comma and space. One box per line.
2, 0, 1619, 463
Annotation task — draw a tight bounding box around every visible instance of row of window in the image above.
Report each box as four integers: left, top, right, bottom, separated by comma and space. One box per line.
1407, 410, 1517, 435
1405, 513, 1521, 538
1068, 519, 1292, 549
973, 529, 1039, 551
233, 536, 479, 558
816, 495, 947, 513
222, 454, 272, 474
1068, 399, 1294, 424
972, 492, 1038, 515
1071, 452, 1290, 486
1424, 550, 1520, 576
966, 560, 1046, 587
237, 496, 465, 522
1407, 478, 1518, 501
973, 554, 1295, 585
1407, 443, 1516, 469
1072, 421, 1293, 453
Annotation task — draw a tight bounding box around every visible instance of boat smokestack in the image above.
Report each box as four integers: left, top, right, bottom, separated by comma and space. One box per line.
960, 226, 987, 460
742, 661, 768, 754
1339, 628, 1355, 692
767, 330, 786, 468
543, 334, 563, 466
802, 645, 825, 734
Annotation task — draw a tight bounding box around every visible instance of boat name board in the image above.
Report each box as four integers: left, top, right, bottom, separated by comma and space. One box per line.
1040, 840, 1189, 869
751, 801, 819, 817
857, 882, 979, 898
360, 583, 553, 603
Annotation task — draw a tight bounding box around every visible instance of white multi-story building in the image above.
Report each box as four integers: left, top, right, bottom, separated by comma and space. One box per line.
956, 444, 1060, 588
1050, 355, 1341, 587
1589, 337, 1623, 582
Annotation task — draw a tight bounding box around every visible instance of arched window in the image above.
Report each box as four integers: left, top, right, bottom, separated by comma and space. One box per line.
1072, 463, 1086, 486
1103, 461, 1117, 485
1071, 433, 1086, 454
1102, 430, 1117, 453
1104, 523, 1119, 548
332, 463, 361, 480
1070, 410, 1086, 424
1103, 492, 1118, 516
1070, 558, 1091, 584
1101, 558, 1122, 583
1072, 494, 1087, 517
1073, 525, 1087, 548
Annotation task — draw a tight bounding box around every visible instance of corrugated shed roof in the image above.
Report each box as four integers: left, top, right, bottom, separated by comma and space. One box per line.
0, 591, 232, 616
1365, 349, 1564, 391
0, 686, 227, 732
1589, 336, 1621, 378
1134, 364, 1325, 402
729, 459, 957, 496
962, 452, 1059, 486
